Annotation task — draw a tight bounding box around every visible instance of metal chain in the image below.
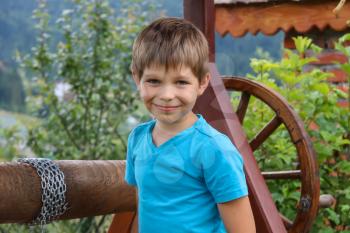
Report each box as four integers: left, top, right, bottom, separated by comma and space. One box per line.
18, 158, 68, 228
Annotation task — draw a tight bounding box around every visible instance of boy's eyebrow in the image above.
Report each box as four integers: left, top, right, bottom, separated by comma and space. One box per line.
143, 74, 160, 79
143, 74, 192, 80
175, 75, 191, 80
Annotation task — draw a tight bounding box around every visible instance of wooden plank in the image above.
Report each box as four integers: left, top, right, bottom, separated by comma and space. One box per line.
108, 212, 136, 233
313, 52, 348, 65
328, 69, 348, 83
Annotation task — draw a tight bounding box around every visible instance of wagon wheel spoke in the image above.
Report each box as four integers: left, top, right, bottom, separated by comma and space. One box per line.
262, 170, 301, 180
236, 92, 251, 124
249, 116, 282, 151
280, 214, 293, 230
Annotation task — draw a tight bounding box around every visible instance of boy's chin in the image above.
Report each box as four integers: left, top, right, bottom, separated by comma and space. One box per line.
155, 115, 180, 124
154, 112, 195, 126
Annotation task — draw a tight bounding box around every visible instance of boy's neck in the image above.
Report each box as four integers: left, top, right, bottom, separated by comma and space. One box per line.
153, 112, 198, 138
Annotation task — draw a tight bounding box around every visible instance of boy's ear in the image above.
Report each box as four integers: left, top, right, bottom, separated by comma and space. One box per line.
198, 72, 211, 96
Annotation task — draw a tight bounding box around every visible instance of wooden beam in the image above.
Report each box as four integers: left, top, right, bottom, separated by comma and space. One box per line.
216, 1, 350, 37
185, 1, 287, 232
194, 64, 288, 233
184, 0, 215, 62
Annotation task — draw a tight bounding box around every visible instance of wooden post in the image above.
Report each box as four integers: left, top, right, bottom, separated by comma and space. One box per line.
185, 0, 287, 232
184, 0, 215, 62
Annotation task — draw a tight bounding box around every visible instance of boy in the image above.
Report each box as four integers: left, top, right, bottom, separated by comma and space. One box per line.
125, 17, 255, 233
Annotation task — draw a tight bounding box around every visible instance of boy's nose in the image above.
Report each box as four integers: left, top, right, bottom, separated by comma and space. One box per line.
159, 85, 176, 101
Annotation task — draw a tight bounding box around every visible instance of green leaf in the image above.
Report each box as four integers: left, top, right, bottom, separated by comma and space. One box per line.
339, 33, 350, 43
325, 209, 340, 225
340, 64, 350, 75
313, 83, 330, 95
293, 36, 312, 54
336, 161, 350, 173
310, 44, 322, 54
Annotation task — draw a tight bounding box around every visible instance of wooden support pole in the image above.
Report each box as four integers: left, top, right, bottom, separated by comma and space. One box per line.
184, 0, 215, 62
184, 1, 287, 232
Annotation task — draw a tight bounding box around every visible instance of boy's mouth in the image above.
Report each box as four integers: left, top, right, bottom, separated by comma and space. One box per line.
153, 104, 180, 111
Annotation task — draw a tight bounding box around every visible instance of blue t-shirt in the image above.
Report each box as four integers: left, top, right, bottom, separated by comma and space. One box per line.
125, 114, 248, 233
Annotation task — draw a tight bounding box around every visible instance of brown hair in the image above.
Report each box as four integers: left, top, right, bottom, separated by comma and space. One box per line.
131, 17, 209, 82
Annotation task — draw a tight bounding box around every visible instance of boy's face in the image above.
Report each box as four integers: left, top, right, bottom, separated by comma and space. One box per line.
133, 64, 210, 127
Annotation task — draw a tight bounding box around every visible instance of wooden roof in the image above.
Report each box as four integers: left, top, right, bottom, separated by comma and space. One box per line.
215, 0, 350, 37
215, 0, 271, 3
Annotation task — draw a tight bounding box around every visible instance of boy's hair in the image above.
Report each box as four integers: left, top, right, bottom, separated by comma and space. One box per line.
131, 17, 209, 82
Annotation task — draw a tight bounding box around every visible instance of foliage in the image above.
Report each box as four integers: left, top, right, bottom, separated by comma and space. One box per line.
0, 67, 26, 112
239, 36, 350, 232
18, 0, 147, 161
0, 0, 284, 92
0, 110, 38, 161
0, 125, 24, 161
0, 0, 152, 232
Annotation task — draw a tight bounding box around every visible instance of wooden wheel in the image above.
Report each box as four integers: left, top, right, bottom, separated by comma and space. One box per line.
222, 76, 320, 233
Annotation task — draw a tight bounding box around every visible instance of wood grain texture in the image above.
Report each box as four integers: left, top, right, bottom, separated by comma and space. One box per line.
194, 64, 288, 233
249, 116, 282, 151
216, 1, 350, 37
0, 160, 136, 224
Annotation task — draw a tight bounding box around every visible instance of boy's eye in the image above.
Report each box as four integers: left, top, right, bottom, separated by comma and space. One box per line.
176, 80, 189, 85
146, 79, 160, 84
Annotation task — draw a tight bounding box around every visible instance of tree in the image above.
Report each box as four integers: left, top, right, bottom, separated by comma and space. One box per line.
1, 0, 153, 232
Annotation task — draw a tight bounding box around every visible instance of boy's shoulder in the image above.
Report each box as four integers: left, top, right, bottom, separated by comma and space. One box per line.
192, 117, 243, 164
131, 119, 154, 135
194, 117, 236, 151
129, 119, 154, 139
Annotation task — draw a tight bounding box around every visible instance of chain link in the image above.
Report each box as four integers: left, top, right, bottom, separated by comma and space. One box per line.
18, 158, 68, 227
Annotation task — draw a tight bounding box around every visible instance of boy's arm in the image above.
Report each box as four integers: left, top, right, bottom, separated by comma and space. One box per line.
217, 196, 256, 233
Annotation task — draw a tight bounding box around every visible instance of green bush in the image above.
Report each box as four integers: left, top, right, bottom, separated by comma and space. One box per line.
239, 36, 350, 232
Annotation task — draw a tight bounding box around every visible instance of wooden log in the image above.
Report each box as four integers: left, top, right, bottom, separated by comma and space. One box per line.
0, 160, 136, 224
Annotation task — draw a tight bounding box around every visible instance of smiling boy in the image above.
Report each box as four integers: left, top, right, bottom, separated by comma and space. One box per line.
125, 17, 255, 233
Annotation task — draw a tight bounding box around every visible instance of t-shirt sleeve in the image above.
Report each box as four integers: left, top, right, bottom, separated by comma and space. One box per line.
124, 129, 137, 186
201, 136, 248, 203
